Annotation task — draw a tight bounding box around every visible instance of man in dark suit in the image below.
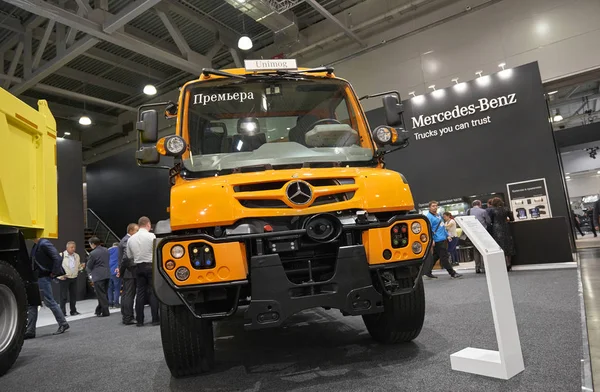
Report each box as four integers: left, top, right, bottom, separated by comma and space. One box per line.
86, 237, 111, 317
117, 223, 139, 325
25, 238, 70, 339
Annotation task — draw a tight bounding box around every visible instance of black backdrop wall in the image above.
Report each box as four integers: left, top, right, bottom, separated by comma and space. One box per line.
366, 62, 569, 219
86, 149, 172, 236
49, 139, 86, 300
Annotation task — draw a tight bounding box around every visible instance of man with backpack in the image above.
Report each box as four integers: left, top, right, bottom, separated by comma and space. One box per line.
423, 201, 463, 279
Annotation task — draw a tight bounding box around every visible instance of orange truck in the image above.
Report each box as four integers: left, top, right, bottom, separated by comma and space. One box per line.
135, 60, 433, 377
0, 88, 57, 376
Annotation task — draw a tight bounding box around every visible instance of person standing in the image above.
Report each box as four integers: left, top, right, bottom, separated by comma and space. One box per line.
127, 217, 159, 326
118, 223, 139, 325
87, 237, 111, 317
467, 200, 492, 273
443, 212, 459, 266
585, 207, 597, 237
423, 201, 462, 279
489, 197, 516, 271
58, 241, 82, 316
572, 210, 585, 237
108, 242, 121, 309
25, 238, 70, 339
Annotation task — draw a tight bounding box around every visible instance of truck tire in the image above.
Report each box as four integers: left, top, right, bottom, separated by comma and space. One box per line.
362, 277, 425, 344
160, 303, 214, 378
0, 260, 27, 377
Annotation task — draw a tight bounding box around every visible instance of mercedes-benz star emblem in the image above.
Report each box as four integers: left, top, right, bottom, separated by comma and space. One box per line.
286, 180, 313, 205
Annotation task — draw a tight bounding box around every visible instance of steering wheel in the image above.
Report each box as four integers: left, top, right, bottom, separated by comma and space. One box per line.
306, 118, 342, 131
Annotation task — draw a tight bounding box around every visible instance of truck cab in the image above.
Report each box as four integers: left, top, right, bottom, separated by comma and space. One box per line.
135, 61, 432, 378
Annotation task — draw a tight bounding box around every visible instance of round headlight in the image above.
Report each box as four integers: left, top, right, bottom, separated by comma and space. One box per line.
412, 241, 423, 254
411, 222, 422, 234
165, 260, 176, 270
420, 234, 428, 243
373, 126, 392, 144
165, 136, 186, 155
170, 245, 185, 259
175, 267, 190, 281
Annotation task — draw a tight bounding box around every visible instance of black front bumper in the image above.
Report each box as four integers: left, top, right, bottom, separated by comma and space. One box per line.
154, 244, 429, 330
244, 245, 383, 329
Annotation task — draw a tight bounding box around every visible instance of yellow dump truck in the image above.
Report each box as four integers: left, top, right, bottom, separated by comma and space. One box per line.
135, 60, 432, 377
0, 88, 57, 376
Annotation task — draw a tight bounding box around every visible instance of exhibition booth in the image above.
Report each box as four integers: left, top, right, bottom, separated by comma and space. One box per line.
366, 62, 574, 265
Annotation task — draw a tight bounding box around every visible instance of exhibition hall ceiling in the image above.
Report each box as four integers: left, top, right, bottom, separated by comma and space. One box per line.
0, 0, 449, 150
546, 68, 600, 131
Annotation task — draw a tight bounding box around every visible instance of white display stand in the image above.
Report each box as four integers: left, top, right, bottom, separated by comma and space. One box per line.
451, 216, 525, 380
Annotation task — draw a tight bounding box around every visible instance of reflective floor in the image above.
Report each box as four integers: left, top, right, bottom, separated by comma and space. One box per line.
580, 247, 600, 391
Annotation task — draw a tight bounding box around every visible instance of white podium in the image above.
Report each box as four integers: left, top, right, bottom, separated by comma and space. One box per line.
450, 216, 525, 380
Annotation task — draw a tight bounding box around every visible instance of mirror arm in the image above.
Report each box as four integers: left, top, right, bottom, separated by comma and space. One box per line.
383, 138, 410, 154
359, 90, 401, 101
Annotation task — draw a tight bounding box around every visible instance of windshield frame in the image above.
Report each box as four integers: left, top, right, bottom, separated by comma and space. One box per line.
176, 74, 376, 171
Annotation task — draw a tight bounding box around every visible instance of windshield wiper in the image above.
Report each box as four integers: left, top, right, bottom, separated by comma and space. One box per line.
278, 66, 334, 76
201, 68, 246, 79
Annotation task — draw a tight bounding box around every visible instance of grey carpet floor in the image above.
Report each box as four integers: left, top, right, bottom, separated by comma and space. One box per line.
0, 269, 582, 392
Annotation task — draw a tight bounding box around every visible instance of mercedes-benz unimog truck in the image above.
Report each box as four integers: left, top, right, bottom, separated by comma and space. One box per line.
0, 88, 57, 376
135, 60, 432, 378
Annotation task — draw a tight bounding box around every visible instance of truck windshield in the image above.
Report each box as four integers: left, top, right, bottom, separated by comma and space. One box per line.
180, 77, 374, 172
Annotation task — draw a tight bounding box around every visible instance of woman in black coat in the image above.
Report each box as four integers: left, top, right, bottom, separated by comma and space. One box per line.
489, 197, 516, 271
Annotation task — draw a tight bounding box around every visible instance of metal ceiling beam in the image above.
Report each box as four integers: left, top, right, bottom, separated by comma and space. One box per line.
74, 0, 92, 16
21, 96, 119, 124
2, 0, 210, 74
21, 24, 171, 80
103, 0, 162, 33
83, 49, 168, 80
3, 41, 24, 89
0, 15, 24, 33
155, 7, 191, 58
0, 73, 137, 111
9, 36, 100, 95
0, 15, 45, 53
159, 0, 239, 48
32, 20, 56, 69
303, 0, 364, 46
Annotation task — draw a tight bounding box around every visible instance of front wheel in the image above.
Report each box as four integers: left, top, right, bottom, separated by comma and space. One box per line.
160, 303, 215, 378
0, 260, 27, 377
362, 277, 425, 343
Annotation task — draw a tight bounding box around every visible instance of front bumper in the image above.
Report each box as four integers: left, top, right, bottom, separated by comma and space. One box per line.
153, 213, 432, 329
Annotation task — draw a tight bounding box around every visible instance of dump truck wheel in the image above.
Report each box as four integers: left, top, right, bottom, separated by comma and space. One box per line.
0, 260, 27, 377
160, 303, 214, 378
363, 277, 425, 344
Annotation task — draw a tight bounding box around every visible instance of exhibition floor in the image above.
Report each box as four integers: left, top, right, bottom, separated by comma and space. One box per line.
579, 248, 600, 392
0, 269, 582, 392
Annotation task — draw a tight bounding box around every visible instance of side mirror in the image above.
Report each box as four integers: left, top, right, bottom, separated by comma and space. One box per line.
371, 125, 409, 147
137, 110, 159, 143
382, 95, 404, 127
135, 146, 161, 165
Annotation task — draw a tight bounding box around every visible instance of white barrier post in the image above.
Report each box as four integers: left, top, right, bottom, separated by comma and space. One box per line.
451, 216, 525, 380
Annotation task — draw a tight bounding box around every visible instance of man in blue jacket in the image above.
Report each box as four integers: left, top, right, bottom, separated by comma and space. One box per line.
423, 201, 462, 279
108, 242, 121, 308
25, 238, 70, 339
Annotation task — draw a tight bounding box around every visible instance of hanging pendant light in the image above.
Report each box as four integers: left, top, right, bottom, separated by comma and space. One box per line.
238, 35, 253, 50
79, 116, 92, 126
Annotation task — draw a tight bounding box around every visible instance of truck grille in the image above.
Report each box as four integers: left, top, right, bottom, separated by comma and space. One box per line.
234, 178, 356, 209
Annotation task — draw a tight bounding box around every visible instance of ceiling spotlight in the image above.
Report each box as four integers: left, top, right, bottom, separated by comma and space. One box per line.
475, 70, 483, 78
547, 90, 558, 95
498, 62, 506, 70
565, 176, 571, 179
451, 78, 459, 84
143, 84, 157, 96
552, 109, 563, 122
238, 35, 253, 51
408, 91, 416, 97
64, 132, 71, 136
428, 85, 436, 90
79, 116, 92, 126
